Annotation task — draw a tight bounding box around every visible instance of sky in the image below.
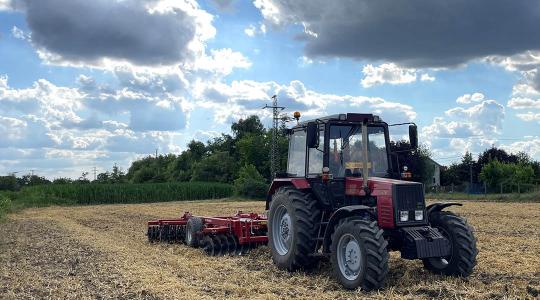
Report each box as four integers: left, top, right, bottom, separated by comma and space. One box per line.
0, 0, 540, 179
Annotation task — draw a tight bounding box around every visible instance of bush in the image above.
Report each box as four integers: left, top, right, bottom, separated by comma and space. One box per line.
234, 164, 268, 199
0, 194, 11, 219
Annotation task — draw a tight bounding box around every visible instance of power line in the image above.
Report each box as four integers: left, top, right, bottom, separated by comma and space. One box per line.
263, 95, 285, 179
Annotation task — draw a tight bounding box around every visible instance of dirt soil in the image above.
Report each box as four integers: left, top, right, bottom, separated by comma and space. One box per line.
1, 200, 539, 299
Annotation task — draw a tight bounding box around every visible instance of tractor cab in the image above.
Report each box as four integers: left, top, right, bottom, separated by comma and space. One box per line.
284, 113, 413, 181
267, 112, 477, 291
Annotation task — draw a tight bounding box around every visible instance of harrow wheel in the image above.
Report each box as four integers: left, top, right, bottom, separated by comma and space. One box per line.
185, 217, 204, 247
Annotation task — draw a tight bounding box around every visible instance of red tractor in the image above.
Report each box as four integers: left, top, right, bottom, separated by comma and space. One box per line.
266, 113, 477, 290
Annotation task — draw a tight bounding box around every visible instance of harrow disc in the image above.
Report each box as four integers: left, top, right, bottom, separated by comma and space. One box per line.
225, 234, 237, 255
202, 235, 217, 256
218, 235, 229, 256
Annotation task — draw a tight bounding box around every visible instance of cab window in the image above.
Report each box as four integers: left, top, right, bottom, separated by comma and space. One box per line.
287, 129, 306, 176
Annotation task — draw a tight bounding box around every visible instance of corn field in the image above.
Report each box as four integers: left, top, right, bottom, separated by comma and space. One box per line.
19, 182, 234, 205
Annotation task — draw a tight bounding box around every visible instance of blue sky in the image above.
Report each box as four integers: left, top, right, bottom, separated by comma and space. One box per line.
1, 0, 539, 179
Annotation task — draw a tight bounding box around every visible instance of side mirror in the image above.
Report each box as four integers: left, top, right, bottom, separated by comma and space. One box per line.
306, 122, 319, 148
409, 125, 418, 149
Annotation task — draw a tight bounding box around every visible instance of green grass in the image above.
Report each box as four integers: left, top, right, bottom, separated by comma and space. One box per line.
426, 191, 540, 202
0, 182, 234, 216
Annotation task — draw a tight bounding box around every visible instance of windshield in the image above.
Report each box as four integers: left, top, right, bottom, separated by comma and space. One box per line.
328, 125, 389, 177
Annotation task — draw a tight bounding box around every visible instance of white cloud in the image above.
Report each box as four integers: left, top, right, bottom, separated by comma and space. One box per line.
485, 51, 540, 72
456, 92, 485, 104
244, 24, 256, 37
422, 95, 505, 159
244, 23, 267, 37
0, 0, 11, 10
516, 112, 540, 122
500, 138, 540, 159
11, 26, 30, 41
508, 98, 540, 109
194, 48, 251, 76
360, 63, 435, 88
197, 79, 416, 125
361, 63, 417, 88
420, 73, 436, 82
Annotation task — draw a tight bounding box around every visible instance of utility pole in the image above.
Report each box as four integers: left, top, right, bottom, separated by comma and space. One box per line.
469, 161, 473, 194
263, 95, 285, 179
155, 148, 158, 158
30, 169, 35, 176
93, 166, 97, 181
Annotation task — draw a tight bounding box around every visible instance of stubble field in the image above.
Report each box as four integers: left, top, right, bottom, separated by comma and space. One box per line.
0, 199, 539, 299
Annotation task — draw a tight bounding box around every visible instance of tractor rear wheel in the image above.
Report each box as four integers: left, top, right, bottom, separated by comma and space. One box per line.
185, 217, 203, 247
422, 211, 477, 276
268, 187, 321, 271
330, 218, 389, 291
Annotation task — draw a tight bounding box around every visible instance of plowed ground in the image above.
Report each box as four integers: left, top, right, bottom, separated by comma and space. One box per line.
1, 200, 539, 299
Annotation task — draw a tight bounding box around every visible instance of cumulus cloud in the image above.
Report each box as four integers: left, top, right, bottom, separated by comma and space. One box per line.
244, 23, 266, 37
197, 79, 416, 124
16, 0, 214, 67
456, 93, 485, 104
0, 75, 188, 154
360, 63, 436, 87
361, 63, 416, 87
508, 98, 540, 110
420, 74, 435, 82
253, 0, 540, 68
194, 48, 251, 76
516, 112, 540, 122
421, 94, 505, 158
501, 138, 540, 159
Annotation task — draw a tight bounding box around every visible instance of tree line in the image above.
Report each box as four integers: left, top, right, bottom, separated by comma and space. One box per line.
440, 147, 540, 192
2, 115, 537, 196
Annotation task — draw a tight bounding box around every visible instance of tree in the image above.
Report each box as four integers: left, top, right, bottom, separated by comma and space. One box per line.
0, 175, 19, 191
479, 160, 512, 188
480, 160, 534, 189
234, 164, 268, 198
236, 133, 270, 178
191, 151, 237, 183
231, 116, 265, 139
390, 141, 434, 185
74, 172, 90, 184
53, 177, 72, 184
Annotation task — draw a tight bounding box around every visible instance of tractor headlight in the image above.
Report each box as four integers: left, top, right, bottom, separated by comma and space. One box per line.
414, 210, 423, 221
399, 211, 409, 222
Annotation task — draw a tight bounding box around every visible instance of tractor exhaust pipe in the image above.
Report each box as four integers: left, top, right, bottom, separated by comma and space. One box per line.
362, 122, 370, 195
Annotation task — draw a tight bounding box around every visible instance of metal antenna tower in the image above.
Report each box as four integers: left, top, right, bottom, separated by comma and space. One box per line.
263, 95, 285, 179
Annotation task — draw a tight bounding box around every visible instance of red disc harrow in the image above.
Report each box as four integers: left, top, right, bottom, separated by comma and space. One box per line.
147, 211, 268, 256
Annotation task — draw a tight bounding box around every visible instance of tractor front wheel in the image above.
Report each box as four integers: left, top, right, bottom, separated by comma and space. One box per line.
330, 218, 389, 291
423, 211, 477, 277
268, 187, 320, 271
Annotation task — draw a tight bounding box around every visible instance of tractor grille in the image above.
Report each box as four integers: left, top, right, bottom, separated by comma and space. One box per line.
393, 183, 426, 226
394, 184, 425, 211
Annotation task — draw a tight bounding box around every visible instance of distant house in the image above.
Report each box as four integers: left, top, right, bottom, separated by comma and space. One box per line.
427, 158, 442, 187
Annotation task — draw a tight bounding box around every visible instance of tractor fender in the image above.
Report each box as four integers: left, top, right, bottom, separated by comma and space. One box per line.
265, 178, 311, 210
426, 202, 463, 219
322, 205, 375, 253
